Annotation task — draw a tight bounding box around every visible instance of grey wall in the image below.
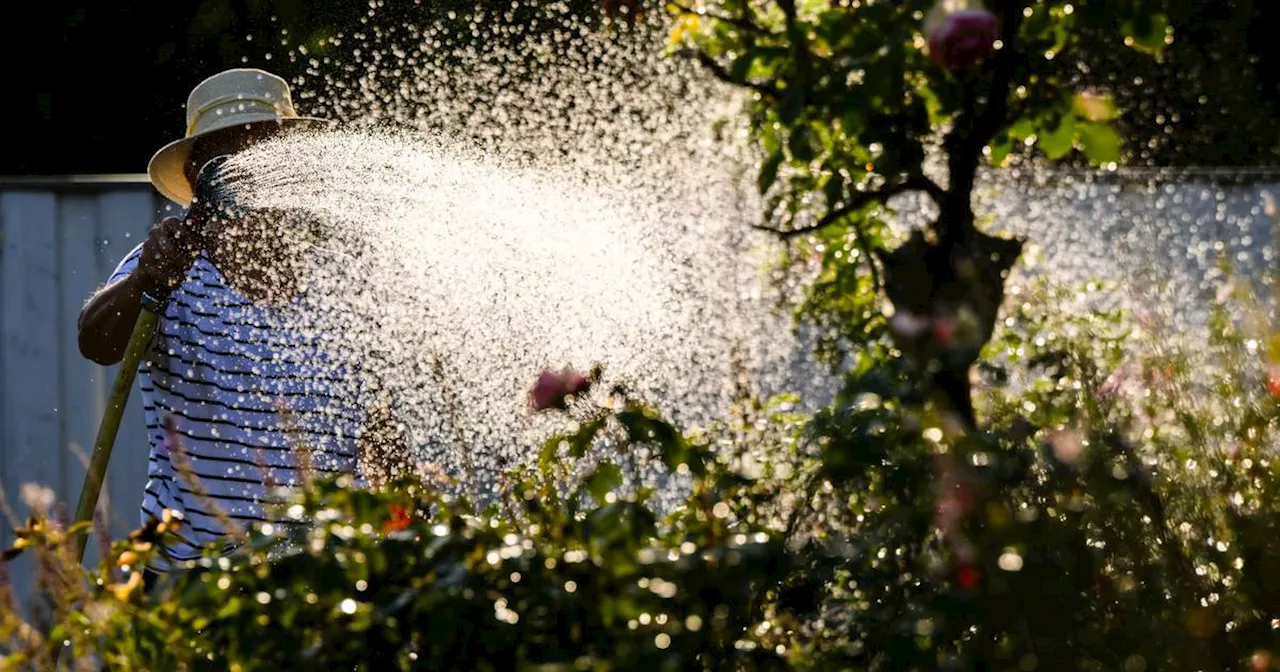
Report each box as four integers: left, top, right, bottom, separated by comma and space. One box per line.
0, 177, 171, 608
980, 171, 1279, 315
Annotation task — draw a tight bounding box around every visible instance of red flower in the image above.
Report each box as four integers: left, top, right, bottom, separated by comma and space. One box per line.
1266, 364, 1280, 398
931, 316, 957, 347
529, 368, 593, 411
926, 8, 999, 72
384, 503, 411, 532
957, 562, 980, 590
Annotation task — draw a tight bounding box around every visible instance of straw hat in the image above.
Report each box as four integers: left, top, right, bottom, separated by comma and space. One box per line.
148, 68, 328, 206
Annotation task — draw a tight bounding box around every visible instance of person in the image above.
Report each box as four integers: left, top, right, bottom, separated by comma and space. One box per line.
77, 68, 405, 578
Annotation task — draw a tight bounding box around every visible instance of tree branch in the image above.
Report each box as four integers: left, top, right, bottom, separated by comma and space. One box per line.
850, 218, 882, 292
937, 0, 1026, 245
668, 1, 768, 34
776, 0, 812, 86
685, 49, 781, 98
752, 174, 944, 240
972, 4, 1025, 150
751, 174, 944, 293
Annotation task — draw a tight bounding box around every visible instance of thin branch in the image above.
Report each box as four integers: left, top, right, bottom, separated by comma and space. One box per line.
972, 8, 1025, 150
937, 0, 1026, 244
686, 49, 781, 98
752, 175, 942, 293
668, 1, 768, 34
776, 0, 812, 86
851, 220, 882, 292
752, 175, 944, 240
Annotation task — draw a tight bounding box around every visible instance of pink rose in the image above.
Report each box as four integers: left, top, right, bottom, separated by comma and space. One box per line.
927, 8, 999, 72
529, 368, 593, 411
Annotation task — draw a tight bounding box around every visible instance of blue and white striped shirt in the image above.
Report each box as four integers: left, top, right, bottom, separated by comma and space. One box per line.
108, 244, 369, 567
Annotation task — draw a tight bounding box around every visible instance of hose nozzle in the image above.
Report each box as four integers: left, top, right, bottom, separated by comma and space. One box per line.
184, 155, 246, 249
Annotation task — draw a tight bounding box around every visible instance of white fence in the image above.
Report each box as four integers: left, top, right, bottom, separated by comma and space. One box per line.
0, 177, 171, 607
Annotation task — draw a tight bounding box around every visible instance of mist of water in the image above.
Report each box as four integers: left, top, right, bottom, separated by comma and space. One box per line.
187, 11, 839, 495
190, 4, 1278, 494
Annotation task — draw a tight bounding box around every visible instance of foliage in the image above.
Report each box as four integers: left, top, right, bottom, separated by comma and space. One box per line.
4, 289, 1279, 670
2, 390, 794, 671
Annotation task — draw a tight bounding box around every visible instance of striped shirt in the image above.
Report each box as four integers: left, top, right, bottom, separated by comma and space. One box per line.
107, 244, 369, 568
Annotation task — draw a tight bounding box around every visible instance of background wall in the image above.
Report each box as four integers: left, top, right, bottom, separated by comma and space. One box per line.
0, 178, 168, 608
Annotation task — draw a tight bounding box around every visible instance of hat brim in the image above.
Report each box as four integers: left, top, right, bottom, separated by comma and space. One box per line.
148, 116, 330, 206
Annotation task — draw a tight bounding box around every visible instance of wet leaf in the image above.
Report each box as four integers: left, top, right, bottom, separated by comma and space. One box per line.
758, 149, 784, 194
1040, 114, 1076, 160
1123, 12, 1169, 55
1077, 122, 1122, 165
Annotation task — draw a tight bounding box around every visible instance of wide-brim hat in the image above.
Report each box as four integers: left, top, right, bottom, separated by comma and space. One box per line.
148, 68, 329, 206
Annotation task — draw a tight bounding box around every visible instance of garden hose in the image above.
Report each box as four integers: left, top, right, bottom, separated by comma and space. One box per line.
68, 292, 167, 563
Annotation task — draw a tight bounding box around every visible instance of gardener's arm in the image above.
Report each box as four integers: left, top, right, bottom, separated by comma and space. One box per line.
77, 217, 199, 365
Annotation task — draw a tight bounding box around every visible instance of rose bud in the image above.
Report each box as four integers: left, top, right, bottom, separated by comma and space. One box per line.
529, 368, 593, 411
1267, 364, 1280, 399
926, 7, 999, 71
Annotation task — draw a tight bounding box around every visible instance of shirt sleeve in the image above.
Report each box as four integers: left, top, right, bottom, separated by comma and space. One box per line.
107, 243, 145, 285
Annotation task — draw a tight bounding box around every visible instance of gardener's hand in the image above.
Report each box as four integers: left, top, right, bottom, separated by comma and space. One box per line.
135, 216, 202, 295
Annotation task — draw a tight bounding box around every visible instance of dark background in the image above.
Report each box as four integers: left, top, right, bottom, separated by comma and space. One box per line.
3, 1, 370, 175
2, 0, 1278, 175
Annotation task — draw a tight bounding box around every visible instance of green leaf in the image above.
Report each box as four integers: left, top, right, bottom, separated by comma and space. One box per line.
1039, 114, 1076, 160
758, 149, 783, 194
839, 109, 865, 137
539, 415, 607, 471
616, 406, 706, 476
1007, 116, 1037, 142
988, 137, 1014, 167
1123, 12, 1169, 55
584, 463, 623, 502
538, 436, 566, 472
1077, 122, 1122, 165
915, 84, 944, 125
216, 597, 243, 619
